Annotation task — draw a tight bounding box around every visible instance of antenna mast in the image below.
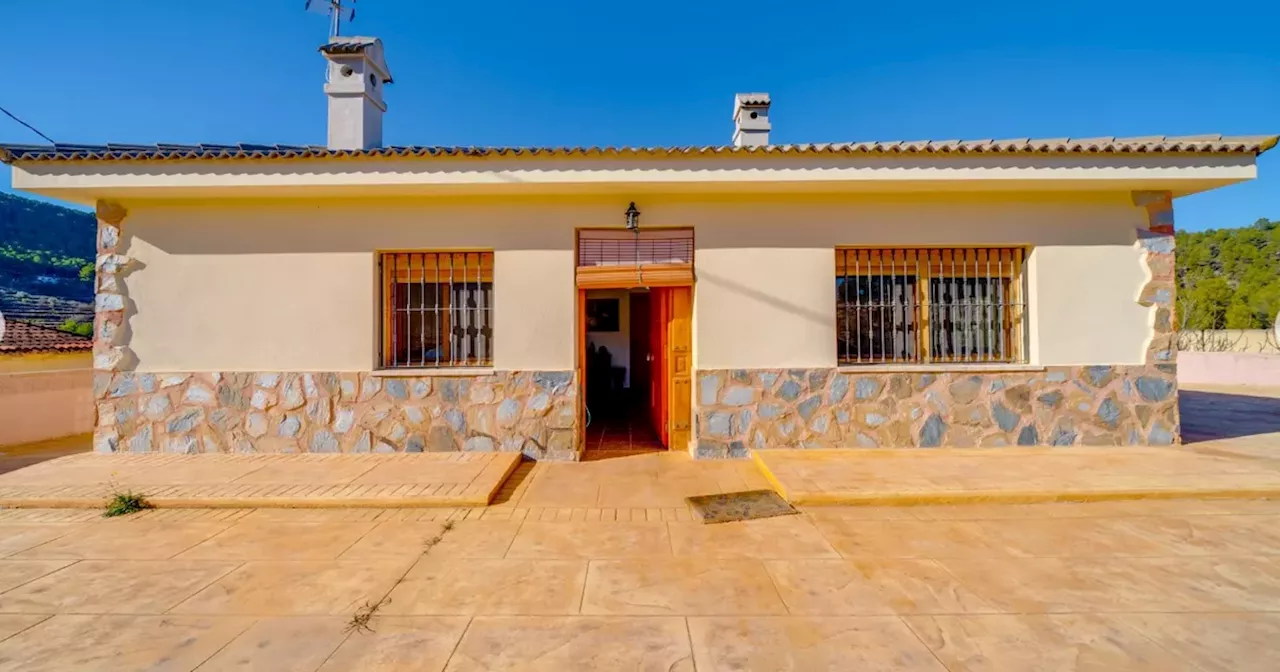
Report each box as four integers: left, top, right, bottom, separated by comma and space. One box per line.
304, 0, 356, 38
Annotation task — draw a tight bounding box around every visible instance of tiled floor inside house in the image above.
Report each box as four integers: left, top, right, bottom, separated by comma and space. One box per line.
582, 407, 666, 461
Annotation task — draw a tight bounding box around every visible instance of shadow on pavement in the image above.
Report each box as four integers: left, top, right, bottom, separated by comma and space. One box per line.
0, 434, 91, 475
1181, 389, 1280, 443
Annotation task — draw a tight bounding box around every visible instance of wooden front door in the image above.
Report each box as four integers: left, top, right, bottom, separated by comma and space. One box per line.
649, 290, 668, 446
645, 287, 692, 451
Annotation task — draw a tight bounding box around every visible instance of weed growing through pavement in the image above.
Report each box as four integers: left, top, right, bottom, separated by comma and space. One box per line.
346, 519, 455, 634
102, 476, 153, 518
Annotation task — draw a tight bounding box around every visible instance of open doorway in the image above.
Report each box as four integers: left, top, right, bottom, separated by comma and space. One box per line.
582, 288, 664, 456
579, 286, 691, 458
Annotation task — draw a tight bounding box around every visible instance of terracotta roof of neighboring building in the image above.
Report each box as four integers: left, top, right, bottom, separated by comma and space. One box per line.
0, 320, 93, 354
1, 135, 1275, 163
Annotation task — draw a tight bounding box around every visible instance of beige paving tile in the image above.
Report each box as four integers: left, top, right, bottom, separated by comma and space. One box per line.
122, 459, 268, 485
505, 522, 672, 559
802, 506, 925, 521
0, 560, 239, 614
196, 617, 346, 672
15, 521, 231, 560
962, 518, 1176, 558
381, 557, 587, 615
1107, 515, 1280, 556
230, 460, 378, 484
812, 518, 1002, 558
0, 614, 49, 641
446, 616, 692, 672
341, 520, 520, 560
581, 559, 787, 616
766, 559, 998, 615
0, 560, 75, 593
668, 517, 838, 559
0, 526, 75, 558
514, 476, 601, 507
939, 556, 1280, 613
688, 616, 947, 671
1116, 613, 1280, 672
178, 521, 377, 560
319, 616, 468, 672
351, 460, 487, 485
1155, 555, 1280, 612
0, 614, 251, 672
595, 478, 733, 509
171, 560, 406, 616
906, 504, 1064, 520
903, 614, 1200, 671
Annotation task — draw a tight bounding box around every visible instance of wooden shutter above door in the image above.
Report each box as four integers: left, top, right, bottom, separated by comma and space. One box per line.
576, 229, 694, 289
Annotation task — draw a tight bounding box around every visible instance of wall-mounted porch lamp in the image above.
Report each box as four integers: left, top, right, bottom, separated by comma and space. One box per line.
624, 202, 641, 231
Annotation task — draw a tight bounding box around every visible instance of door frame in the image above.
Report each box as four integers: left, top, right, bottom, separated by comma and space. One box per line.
576, 283, 692, 453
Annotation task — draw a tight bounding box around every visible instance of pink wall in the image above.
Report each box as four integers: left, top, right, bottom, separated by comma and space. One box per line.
1178, 351, 1280, 388
0, 369, 94, 447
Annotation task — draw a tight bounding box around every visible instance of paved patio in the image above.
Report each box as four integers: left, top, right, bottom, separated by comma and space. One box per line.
0, 453, 521, 508
0, 498, 1276, 669
2, 384, 1276, 510
0, 384, 1274, 668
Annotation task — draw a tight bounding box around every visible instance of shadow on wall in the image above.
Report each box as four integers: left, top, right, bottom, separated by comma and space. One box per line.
125, 191, 1145, 256
697, 269, 831, 328
1180, 389, 1280, 443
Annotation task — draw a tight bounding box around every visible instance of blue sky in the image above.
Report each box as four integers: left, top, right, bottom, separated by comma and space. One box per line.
2, 0, 1276, 231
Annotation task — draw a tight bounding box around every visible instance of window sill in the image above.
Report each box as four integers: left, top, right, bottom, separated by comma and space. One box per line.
837, 363, 1046, 374
371, 367, 495, 377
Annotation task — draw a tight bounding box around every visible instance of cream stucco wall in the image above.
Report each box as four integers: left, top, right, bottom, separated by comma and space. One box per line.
0, 354, 93, 447
690, 193, 1150, 368
118, 192, 1151, 372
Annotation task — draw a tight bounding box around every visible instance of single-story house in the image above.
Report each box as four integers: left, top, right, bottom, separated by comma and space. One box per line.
2, 37, 1275, 459
0, 319, 93, 446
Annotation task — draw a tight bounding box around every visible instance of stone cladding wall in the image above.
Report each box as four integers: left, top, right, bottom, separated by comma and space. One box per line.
693, 365, 1179, 457
92, 370, 580, 460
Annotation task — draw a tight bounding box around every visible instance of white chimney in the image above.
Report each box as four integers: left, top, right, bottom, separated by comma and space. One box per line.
732, 93, 771, 147
320, 36, 394, 150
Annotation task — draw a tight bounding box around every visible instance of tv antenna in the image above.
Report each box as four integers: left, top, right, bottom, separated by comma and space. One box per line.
305, 0, 356, 38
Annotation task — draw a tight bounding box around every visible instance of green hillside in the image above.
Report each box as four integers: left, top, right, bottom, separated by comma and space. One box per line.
1176, 218, 1280, 330
0, 192, 95, 330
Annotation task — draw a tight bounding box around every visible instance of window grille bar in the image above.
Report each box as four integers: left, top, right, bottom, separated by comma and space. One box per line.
381, 251, 494, 369
390, 253, 398, 369
836, 247, 1026, 366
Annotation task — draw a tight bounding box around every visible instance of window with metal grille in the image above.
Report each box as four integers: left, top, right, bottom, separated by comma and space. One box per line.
836, 247, 1027, 365
380, 252, 493, 368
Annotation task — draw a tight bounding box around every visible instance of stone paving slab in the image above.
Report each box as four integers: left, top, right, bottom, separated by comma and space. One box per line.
2, 499, 1279, 669
0, 453, 521, 509
754, 447, 1280, 506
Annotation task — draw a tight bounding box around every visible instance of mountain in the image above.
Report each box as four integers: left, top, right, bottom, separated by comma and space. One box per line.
0, 193, 96, 329
1176, 218, 1280, 330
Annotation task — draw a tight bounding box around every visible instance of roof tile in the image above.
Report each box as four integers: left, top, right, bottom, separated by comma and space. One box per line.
0, 135, 1275, 164
0, 321, 93, 354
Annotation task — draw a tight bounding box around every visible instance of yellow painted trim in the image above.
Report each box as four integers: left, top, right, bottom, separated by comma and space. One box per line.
750, 448, 1280, 507
783, 489, 1280, 507
751, 451, 791, 501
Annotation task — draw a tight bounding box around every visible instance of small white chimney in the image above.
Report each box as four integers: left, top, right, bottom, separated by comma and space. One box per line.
320, 36, 394, 150
732, 93, 771, 147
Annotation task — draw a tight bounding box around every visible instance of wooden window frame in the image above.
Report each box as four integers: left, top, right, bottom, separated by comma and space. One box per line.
379, 251, 494, 369
836, 246, 1028, 366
